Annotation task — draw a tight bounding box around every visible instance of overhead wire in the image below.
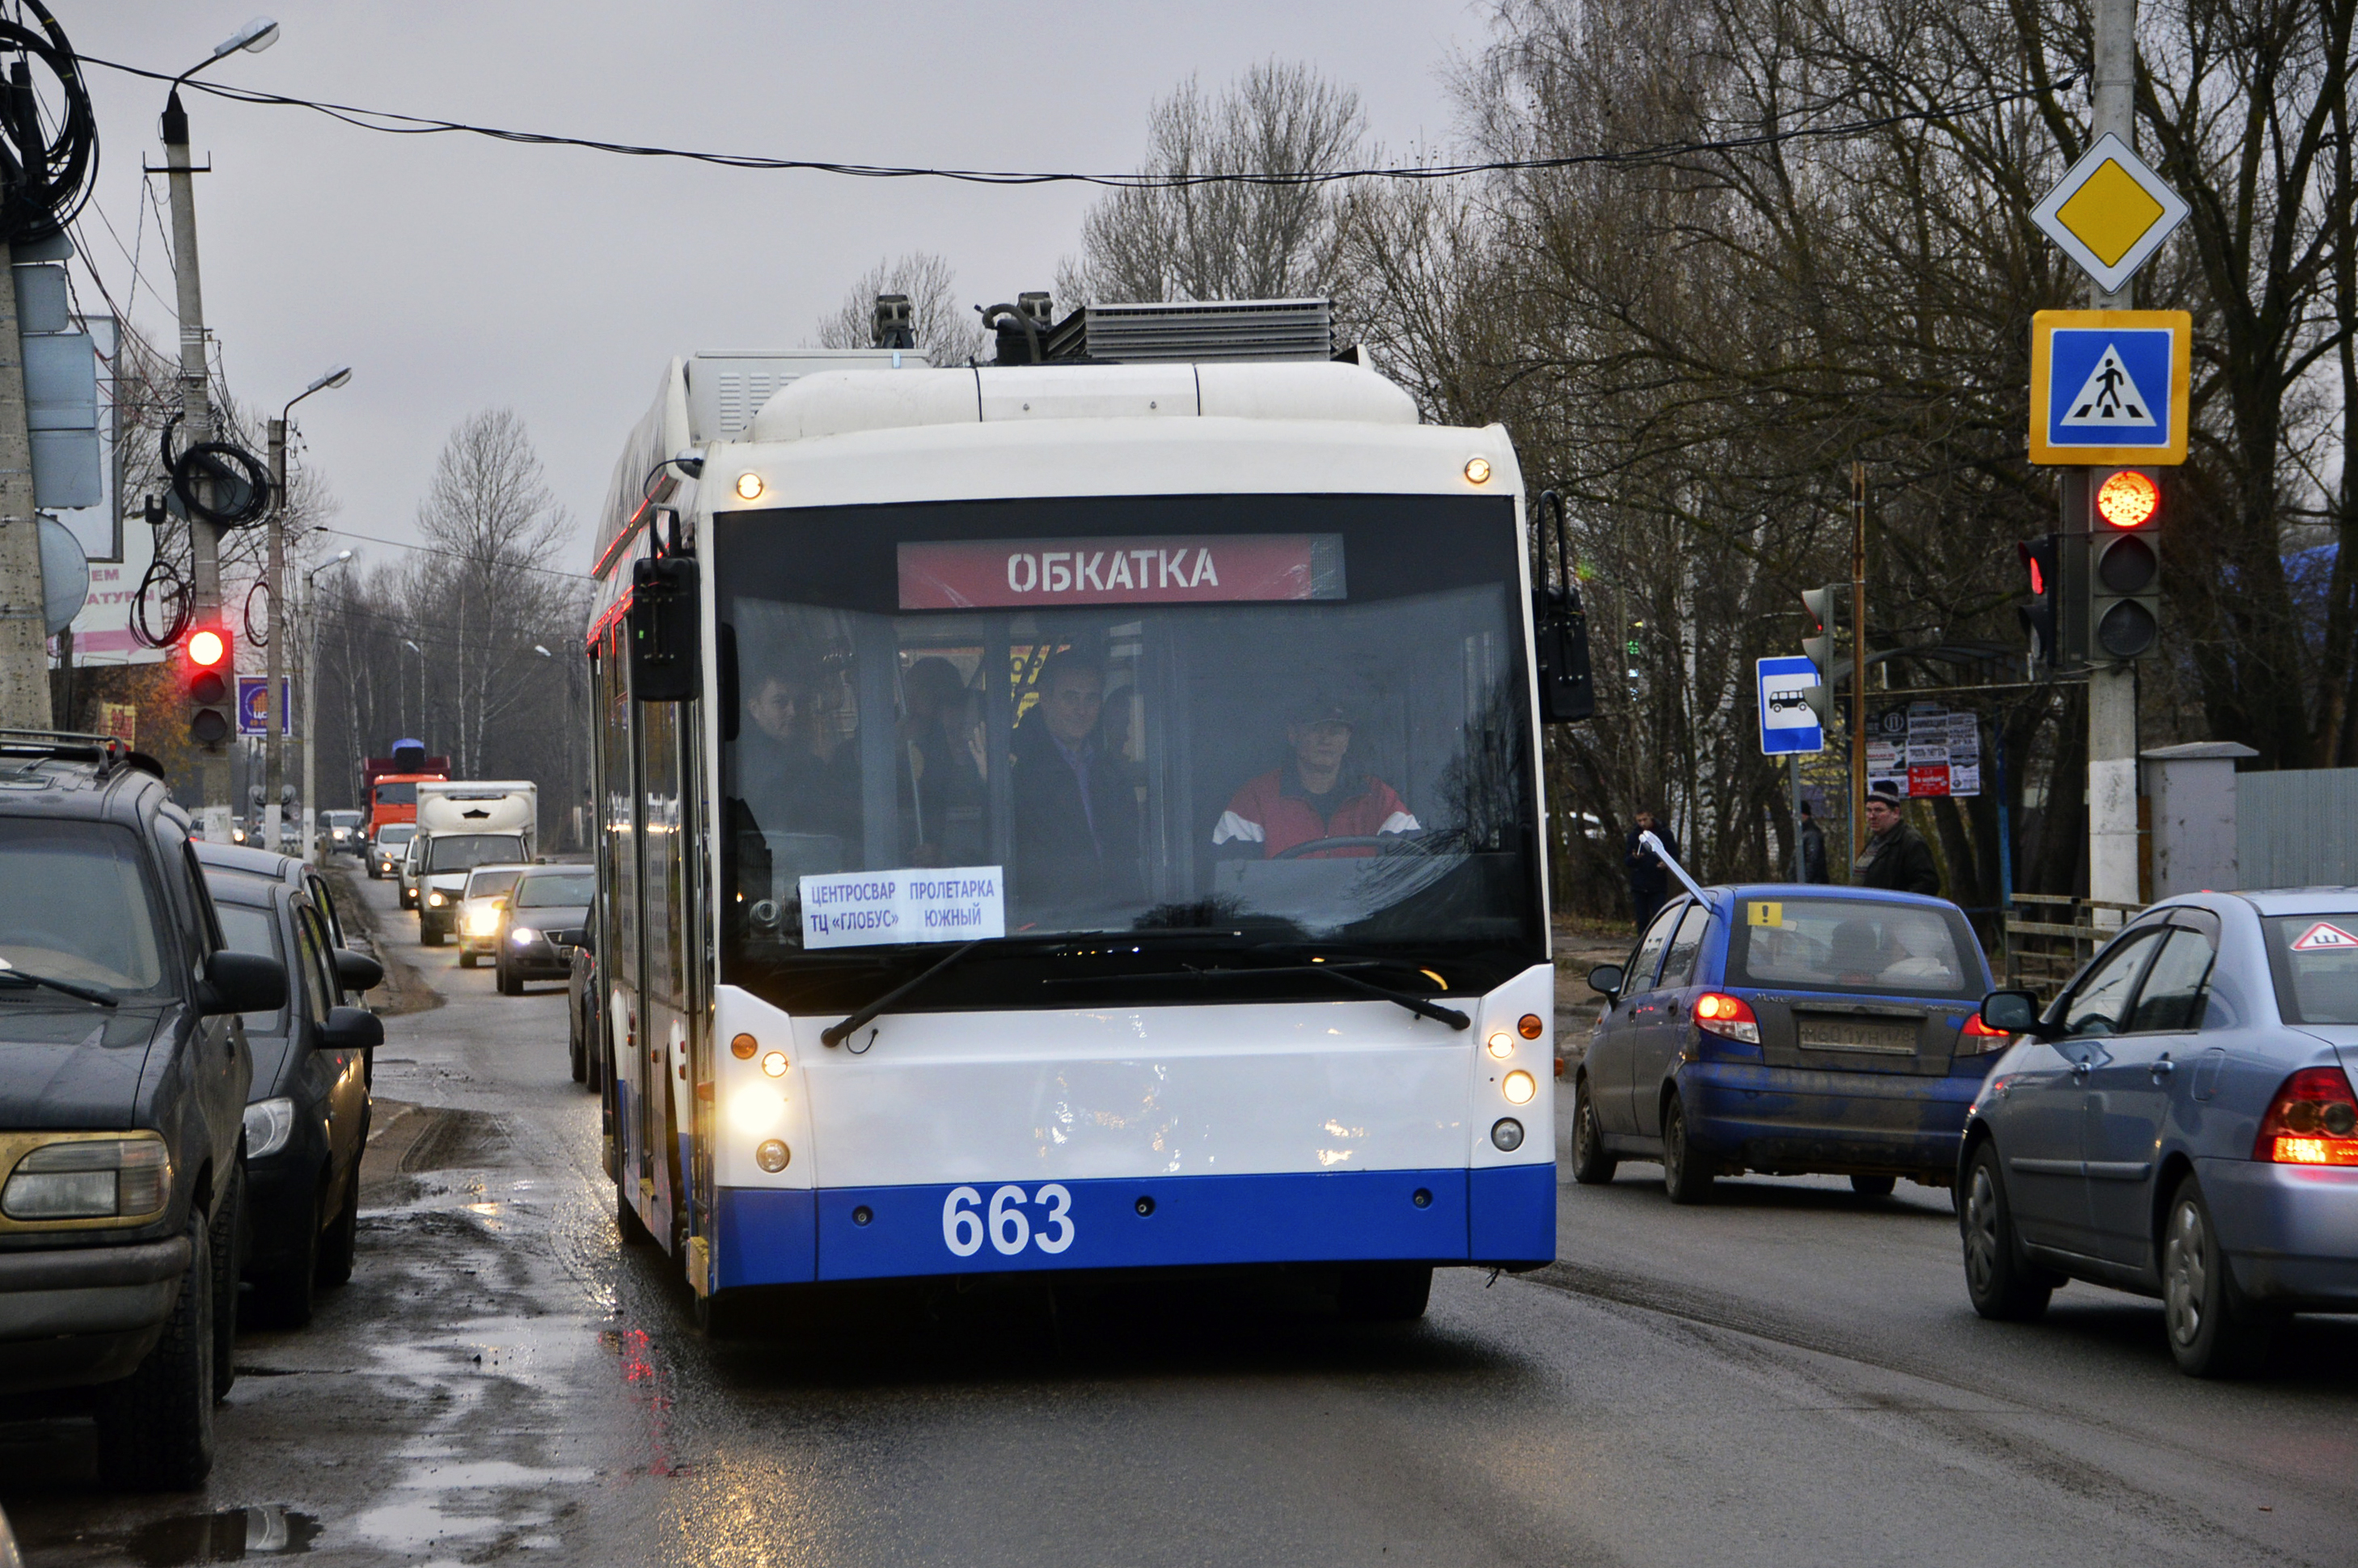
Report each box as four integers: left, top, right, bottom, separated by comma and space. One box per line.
313, 525, 593, 581
74, 52, 2084, 189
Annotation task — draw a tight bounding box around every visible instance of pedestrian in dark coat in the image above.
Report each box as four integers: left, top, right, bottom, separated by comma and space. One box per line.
1625, 809, 1679, 928
1800, 801, 1829, 884
1853, 789, 1941, 896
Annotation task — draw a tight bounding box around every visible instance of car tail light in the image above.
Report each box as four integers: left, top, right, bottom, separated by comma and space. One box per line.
1958, 1012, 2013, 1054
2254, 1066, 2358, 1165
1692, 991, 1760, 1045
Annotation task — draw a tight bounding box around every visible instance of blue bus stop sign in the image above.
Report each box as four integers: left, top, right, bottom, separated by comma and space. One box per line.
1757, 656, 1823, 755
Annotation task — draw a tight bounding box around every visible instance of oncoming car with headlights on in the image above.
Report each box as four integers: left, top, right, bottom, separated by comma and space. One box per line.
495, 866, 592, 996
454, 864, 530, 970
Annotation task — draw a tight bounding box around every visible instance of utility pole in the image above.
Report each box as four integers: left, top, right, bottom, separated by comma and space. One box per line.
162, 89, 230, 838
264, 417, 285, 850
2085, 0, 2140, 915
301, 549, 350, 866
0, 238, 48, 729
1849, 460, 1869, 864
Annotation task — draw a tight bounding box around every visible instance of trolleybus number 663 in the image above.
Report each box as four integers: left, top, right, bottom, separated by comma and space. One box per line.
942, 1184, 1076, 1257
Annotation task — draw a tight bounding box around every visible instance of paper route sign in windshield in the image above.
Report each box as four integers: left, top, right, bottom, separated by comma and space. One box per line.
798, 867, 1007, 949
898, 535, 1345, 609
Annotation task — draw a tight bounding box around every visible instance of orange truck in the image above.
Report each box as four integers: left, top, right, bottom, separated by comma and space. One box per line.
361, 742, 450, 845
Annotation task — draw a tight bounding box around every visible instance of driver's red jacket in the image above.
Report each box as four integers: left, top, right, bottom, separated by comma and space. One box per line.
1214, 768, 1419, 859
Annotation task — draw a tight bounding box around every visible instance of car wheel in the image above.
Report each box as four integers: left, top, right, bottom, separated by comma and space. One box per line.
568, 1010, 587, 1083
250, 1183, 323, 1329
499, 965, 522, 997
1570, 1075, 1617, 1186
458, 949, 476, 969
1850, 1173, 1898, 1198
1661, 1095, 1714, 1205
95, 1218, 213, 1491
1960, 1143, 2053, 1321
2162, 1175, 2274, 1377
317, 1157, 361, 1289
1337, 1262, 1433, 1322
423, 923, 445, 947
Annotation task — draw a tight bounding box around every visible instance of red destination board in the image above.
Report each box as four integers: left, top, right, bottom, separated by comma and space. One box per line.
898, 535, 1344, 610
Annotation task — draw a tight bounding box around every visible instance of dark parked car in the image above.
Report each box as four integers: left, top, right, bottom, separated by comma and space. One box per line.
193, 839, 350, 952
1960, 891, 2358, 1376
0, 734, 284, 1490
200, 856, 384, 1326
496, 866, 593, 997
567, 930, 599, 1088
1576, 884, 2003, 1203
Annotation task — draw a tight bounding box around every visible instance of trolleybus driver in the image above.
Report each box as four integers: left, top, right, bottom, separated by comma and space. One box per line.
1214, 695, 1418, 859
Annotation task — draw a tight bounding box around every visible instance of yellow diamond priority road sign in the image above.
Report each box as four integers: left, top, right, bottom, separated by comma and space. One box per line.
2031, 133, 2190, 294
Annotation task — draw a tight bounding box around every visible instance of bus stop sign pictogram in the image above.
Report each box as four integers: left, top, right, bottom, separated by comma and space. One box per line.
2029, 310, 2191, 466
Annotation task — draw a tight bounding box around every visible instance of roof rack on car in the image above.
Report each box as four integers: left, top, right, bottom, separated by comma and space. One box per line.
0, 729, 165, 780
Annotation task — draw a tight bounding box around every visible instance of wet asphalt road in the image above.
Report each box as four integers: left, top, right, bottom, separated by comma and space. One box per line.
5, 869, 2357, 1566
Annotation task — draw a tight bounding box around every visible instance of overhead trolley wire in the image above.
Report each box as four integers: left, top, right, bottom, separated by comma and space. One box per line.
75, 53, 2083, 189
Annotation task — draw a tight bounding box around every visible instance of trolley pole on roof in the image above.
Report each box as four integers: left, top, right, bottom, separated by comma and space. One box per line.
2084, 0, 2140, 917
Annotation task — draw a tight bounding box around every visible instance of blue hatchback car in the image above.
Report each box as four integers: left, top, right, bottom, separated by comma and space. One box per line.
1574, 884, 2002, 1202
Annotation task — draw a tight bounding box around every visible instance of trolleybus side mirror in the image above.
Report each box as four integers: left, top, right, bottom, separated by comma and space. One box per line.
629, 556, 701, 703
1532, 491, 1595, 724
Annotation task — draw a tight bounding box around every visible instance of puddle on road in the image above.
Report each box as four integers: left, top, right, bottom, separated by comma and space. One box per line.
109, 1506, 322, 1564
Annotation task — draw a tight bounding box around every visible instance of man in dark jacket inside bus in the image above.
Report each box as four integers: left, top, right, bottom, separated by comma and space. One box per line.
1855, 786, 1942, 896
1013, 652, 1141, 911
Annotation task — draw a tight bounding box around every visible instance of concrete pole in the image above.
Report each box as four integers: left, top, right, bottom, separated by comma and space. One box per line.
264, 418, 284, 851
0, 239, 49, 729
163, 90, 231, 836
1849, 461, 1869, 864
302, 572, 319, 865
2085, 0, 2140, 914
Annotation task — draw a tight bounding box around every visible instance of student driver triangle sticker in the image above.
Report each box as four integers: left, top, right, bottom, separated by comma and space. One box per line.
2291, 922, 2358, 951
2060, 344, 2157, 427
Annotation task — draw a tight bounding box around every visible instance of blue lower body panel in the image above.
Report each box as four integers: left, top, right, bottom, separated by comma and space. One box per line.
715, 1188, 818, 1288
1469, 1163, 1556, 1266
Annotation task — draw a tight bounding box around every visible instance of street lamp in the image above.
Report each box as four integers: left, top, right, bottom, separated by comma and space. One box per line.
402, 638, 424, 739
299, 550, 353, 865
264, 365, 353, 853
180, 18, 280, 86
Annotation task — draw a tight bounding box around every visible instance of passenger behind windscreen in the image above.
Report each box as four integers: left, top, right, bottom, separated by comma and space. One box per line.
1012, 650, 1143, 908
1214, 695, 1418, 860
737, 667, 860, 846
900, 657, 986, 867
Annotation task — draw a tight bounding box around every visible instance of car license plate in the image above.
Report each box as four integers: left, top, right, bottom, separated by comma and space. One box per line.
1796, 1014, 1920, 1054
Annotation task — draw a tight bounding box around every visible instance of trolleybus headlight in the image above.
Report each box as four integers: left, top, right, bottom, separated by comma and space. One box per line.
1502, 1070, 1536, 1105
1486, 1030, 1515, 1059
735, 471, 764, 501
754, 1139, 791, 1173
1490, 1118, 1524, 1152
1464, 456, 1492, 484
760, 1050, 788, 1078
729, 1086, 785, 1134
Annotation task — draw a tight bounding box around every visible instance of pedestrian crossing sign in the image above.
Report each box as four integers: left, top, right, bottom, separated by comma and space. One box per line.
2029, 310, 2190, 465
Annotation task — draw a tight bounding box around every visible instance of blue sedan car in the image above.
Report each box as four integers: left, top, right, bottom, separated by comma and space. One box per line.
1574, 884, 2003, 1203
1960, 890, 2358, 1376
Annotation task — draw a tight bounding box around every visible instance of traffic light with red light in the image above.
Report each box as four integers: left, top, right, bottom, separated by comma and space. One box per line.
184, 624, 234, 748
2085, 466, 2162, 659
2018, 536, 2064, 666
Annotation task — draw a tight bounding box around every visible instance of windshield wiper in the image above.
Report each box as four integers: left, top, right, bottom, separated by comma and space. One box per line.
0, 968, 117, 1008
821, 940, 987, 1046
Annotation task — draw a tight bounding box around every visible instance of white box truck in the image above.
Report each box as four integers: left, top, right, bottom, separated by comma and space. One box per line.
412, 781, 539, 946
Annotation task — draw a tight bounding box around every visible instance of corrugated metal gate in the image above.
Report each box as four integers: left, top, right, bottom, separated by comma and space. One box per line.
2236, 767, 2358, 889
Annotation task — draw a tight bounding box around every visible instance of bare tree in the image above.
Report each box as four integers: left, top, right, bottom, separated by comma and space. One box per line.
1061, 61, 1368, 311
813, 251, 988, 366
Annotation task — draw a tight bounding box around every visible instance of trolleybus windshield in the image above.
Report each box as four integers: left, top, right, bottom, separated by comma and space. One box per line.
714, 494, 1542, 1008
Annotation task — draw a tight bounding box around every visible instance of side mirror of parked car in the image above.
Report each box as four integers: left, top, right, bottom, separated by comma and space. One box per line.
201, 951, 287, 1017
322, 1004, 384, 1053
1587, 963, 1624, 996
333, 949, 385, 994
1979, 989, 2043, 1036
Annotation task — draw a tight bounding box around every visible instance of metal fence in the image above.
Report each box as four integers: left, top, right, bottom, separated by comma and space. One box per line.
2236, 767, 2358, 890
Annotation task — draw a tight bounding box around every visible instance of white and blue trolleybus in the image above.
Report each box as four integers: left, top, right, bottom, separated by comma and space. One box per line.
585, 299, 1582, 1327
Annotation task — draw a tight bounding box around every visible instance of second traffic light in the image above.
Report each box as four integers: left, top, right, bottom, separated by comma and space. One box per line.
1798, 582, 1844, 722
2086, 467, 2162, 660
185, 625, 234, 748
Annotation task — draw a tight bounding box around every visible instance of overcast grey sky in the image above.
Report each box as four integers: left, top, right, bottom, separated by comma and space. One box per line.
61, 2, 1485, 575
